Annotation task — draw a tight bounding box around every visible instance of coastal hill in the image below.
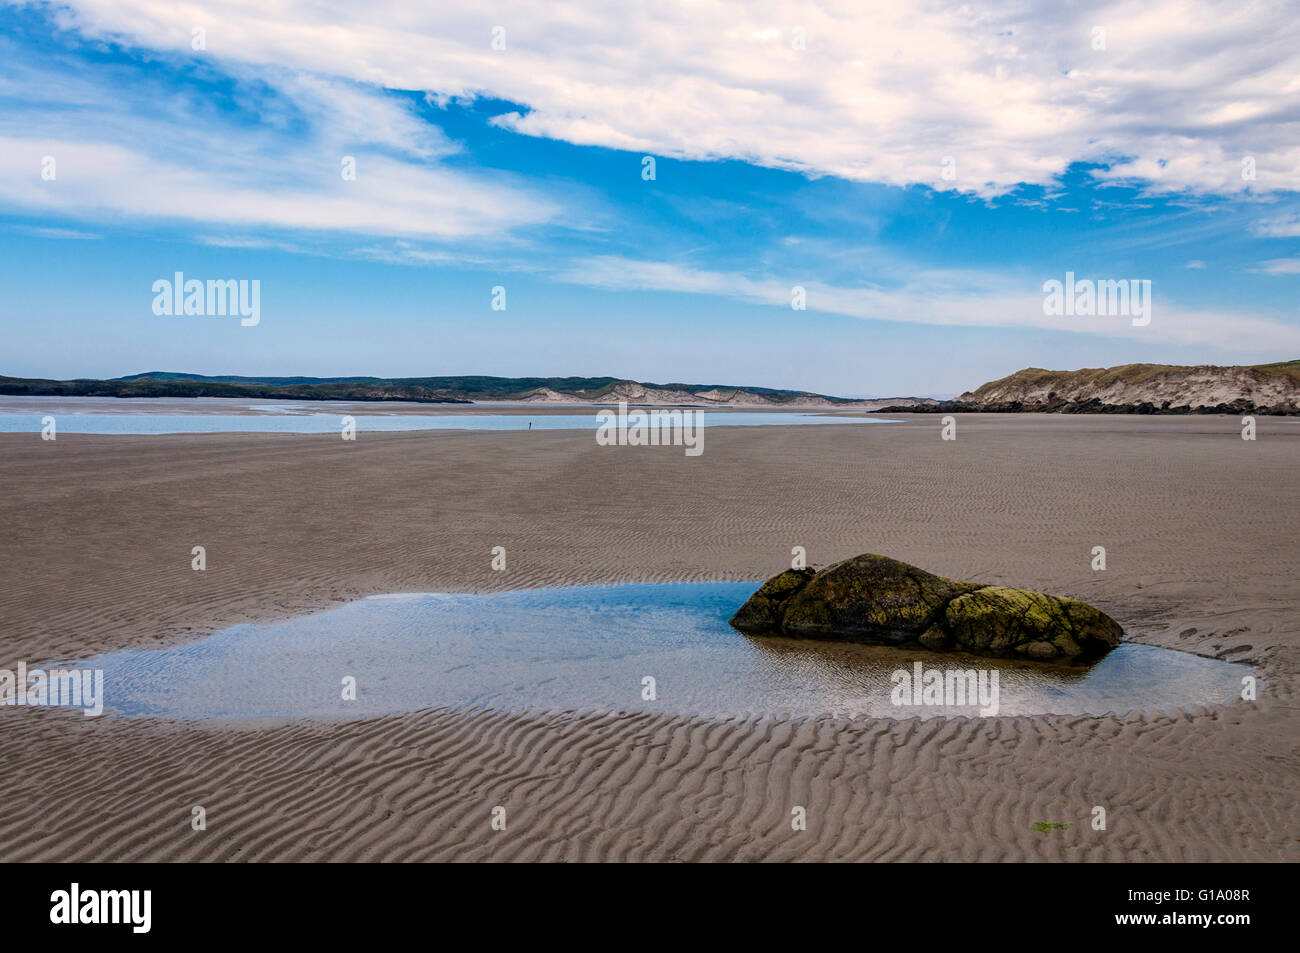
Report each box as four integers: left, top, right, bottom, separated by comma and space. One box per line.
0, 372, 935, 408
1, 362, 1296, 412
948, 360, 1300, 415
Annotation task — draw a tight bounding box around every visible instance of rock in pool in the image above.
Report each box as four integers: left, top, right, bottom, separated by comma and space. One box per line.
729, 554, 1122, 663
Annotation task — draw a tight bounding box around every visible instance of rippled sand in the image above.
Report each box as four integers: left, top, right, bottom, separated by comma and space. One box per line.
0, 414, 1296, 861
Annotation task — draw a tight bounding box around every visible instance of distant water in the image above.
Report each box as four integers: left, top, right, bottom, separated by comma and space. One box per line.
0, 407, 892, 434
61, 583, 1249, 721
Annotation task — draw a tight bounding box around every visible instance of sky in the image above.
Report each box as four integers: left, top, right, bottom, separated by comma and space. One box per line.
1, 0, 1299, 397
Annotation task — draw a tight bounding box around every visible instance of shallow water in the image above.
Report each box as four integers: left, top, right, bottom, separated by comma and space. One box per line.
0, 404, 891, 434
65, 583, 1248, 721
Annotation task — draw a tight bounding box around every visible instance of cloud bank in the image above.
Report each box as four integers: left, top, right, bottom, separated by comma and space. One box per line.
36, 0, 1300, 197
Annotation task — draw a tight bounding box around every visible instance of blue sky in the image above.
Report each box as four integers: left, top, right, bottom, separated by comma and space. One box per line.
2, 0, 1299, 396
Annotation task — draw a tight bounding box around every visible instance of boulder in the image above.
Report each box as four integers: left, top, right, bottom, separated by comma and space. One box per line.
728, 568, 816, 633
730, 554, 1122, 663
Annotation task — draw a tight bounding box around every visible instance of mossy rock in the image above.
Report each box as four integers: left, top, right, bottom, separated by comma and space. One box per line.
727, 568, 816, 632
730, 554, 1122, 662
943, 587, 1121, 660
780, 555, 983, 643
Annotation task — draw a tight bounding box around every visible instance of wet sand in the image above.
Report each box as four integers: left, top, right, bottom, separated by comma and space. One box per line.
0, 414, 1296, 861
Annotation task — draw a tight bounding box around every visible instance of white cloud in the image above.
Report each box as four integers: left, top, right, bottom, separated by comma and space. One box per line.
0, 37, 561, 239
1253, 214, 1300, 238
556, 255, 1300, 351
40, 0, 1300, 197
1252, 258, 1300, 275
0, 137, 559, 238
10, 224, 101, 240
197, 235, 311, 253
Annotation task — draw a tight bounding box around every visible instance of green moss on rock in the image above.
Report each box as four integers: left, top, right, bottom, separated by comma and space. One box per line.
943, 587, 1120, 660
779, 554, 982, 643
728, 568, 816, 633
730, 554, 1122, 663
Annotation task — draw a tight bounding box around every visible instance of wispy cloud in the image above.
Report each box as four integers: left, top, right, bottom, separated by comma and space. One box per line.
0, 33, 564, 241
197, 236, 308, 252
10, 224, 101, 240
556, 254, 1300, 351
1252, 258, 1300, 275
1253, 214, 1300, 238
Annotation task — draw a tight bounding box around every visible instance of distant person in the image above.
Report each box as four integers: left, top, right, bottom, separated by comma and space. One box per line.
528, 421, 532, 430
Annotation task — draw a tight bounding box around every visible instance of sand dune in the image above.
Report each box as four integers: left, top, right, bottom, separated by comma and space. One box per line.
0, 415, 1296, 861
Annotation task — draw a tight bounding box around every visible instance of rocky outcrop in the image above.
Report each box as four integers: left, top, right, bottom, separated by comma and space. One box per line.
956, 361, 1300, 415
730, 554, 1123, 663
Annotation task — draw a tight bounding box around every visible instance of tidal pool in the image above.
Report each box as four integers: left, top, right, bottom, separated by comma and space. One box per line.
65, 583, 1249, 721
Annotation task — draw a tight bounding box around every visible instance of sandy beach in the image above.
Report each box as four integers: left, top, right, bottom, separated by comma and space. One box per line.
1, 414, 1296, 862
